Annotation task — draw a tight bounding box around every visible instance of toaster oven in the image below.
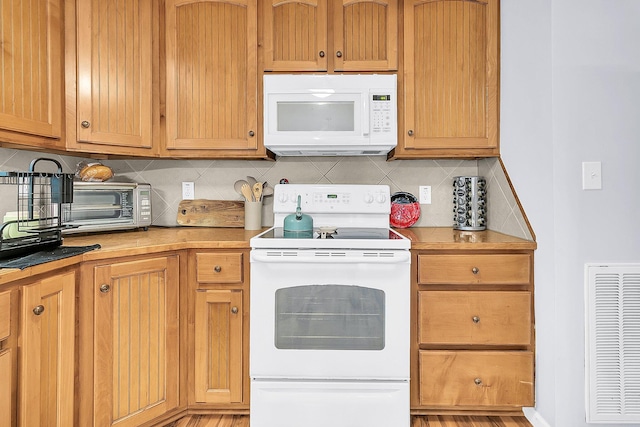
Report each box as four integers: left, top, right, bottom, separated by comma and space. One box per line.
62, 181, 152, 234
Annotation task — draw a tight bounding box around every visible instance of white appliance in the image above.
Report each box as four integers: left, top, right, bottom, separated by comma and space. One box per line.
250, 184, 410, 427
263, 74, 397, 156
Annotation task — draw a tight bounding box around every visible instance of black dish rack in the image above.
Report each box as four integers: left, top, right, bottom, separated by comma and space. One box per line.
0, 158, 75, 260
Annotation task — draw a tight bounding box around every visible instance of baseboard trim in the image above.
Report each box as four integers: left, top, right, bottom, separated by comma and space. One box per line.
523, 407, 552, 427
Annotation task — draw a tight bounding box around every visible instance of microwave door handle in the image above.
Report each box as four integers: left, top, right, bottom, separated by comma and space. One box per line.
362, 94, 369, 136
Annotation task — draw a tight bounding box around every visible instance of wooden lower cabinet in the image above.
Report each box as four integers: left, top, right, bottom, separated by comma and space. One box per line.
0, 288, 15, 427
0, 349, 12, 427
194, 290, 243, 403
189, 250, 249, 409
419, 351, 534, 407
20, 270, 76, 427
80, 254, 181, 427
413, 250, 535, 412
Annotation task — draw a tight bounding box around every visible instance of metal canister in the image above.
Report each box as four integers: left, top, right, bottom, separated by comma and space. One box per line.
452, 176, 487, 231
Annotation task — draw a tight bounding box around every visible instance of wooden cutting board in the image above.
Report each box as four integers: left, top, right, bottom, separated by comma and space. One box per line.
177, 200, 244, 227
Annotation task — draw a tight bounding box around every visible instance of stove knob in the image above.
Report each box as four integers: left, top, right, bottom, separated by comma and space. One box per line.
376, 193, 387, 204
277, 192, 288, 203
364, 193, 374, 203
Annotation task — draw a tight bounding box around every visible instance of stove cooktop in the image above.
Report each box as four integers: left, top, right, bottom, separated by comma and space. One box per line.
250, 227, 410, 250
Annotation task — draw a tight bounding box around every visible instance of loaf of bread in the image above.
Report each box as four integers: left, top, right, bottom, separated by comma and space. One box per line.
78, 163, 114, 182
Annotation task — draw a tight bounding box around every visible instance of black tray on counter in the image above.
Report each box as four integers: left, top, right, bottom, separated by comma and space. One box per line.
0, 244, 101, 270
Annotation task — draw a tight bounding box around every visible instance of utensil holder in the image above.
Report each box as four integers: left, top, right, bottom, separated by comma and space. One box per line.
244, 201, 262, 230
453, 176, 487, 231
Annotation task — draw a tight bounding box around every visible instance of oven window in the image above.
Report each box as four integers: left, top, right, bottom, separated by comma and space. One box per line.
274, 285, 385, 350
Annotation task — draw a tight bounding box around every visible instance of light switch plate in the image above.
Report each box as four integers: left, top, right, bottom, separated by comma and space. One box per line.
582, 162, 602, 190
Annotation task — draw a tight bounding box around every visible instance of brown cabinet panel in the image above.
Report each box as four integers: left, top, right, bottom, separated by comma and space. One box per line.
418, 253, 531, 285
196, 253, 244, 284
399, 0, 499, 157
418, 290, 531, 346
165, 0, 260, 154
0, 349, 12, 427
333, 0, 398, 71
419, 350, 534, 407
20, 271, 75, 427
263, 0, 328, 71
71, 0, 154, 153
194, 290, 244, 403
93, 255, 180, 427
0, 0, 63, 147
262, 0, 397, 72
0, 291, 10, 341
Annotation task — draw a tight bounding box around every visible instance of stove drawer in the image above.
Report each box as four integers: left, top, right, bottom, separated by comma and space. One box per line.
418, 254, 531, 285
418, 290, 531, 346
195, 252, 243, 283
418, 350, 534, 407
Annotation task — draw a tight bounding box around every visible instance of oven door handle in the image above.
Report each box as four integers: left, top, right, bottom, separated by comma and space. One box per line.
251, 250, 411, 263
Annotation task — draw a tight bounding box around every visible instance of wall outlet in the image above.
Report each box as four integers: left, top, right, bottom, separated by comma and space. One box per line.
419, 186, 432, 204
182, 182, 195, 200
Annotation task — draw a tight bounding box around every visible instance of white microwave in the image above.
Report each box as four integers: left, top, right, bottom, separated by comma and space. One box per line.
263, 74, 397, 156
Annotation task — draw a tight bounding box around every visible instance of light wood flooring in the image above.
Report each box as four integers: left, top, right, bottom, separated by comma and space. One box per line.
170, 415, 533, 427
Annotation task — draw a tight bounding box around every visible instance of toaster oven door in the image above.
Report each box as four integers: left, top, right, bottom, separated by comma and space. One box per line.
63, 187, 136, 227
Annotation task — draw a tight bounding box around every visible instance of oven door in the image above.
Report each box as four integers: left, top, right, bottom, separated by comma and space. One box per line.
250, 248, 410, 380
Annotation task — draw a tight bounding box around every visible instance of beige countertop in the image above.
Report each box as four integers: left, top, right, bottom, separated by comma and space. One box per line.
0, 226, 536, 286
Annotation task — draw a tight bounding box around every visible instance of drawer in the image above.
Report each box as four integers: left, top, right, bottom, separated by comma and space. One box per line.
196, 253, 243, 283
418, 291, 531, 346
418, 254, 531, 285
0, 291, 10, 341
419, 350, 534, 407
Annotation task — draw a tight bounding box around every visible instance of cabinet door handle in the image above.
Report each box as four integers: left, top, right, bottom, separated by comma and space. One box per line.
319, 50, 325, 58
474, 378, 483, 386
407, 130, 414, 136
472, 267, 479, 274
100, 284, 111, 293
231, 306, 238, 314
336, 51, 342, 58
81, 120, 91, 128
248, 130, 255, 137
33, 305, 45, 316
214, 265, 222, 273
472, 316, 480, 324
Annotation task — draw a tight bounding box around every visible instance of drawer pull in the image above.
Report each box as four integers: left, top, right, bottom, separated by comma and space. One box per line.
472, 267, 479, 274
214, 265, 222, 273
472, 316, 480, 324
231, 306, 238, 314
474, 378, 482, 386
33, 305, 45, 316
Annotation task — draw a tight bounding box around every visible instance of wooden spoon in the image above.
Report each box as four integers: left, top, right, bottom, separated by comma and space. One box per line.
241, 183, 254, 201
252, 182, 263, 202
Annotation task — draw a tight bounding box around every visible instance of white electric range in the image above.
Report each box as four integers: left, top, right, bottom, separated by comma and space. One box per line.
249, 184, 410, 427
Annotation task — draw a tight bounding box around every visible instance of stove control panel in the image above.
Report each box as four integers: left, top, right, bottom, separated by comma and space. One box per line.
273, 184, 390, 214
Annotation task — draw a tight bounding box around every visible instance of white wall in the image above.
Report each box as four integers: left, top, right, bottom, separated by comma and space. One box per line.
502, 1, 640, 426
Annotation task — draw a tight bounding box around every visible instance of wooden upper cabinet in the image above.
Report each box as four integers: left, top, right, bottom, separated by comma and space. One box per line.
262, 0, 397, 71
68, 0, 156, 155
399, 0, 499, 158
0, 0, 64, 148
333, 0, 398, 71
262, 0, 328, 71
164, 0, 261, 156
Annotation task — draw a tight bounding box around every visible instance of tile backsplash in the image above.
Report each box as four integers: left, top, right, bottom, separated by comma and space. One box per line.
0, 147, 533, 240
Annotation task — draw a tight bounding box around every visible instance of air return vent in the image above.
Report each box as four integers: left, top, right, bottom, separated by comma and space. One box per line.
585, 264, 640, 423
